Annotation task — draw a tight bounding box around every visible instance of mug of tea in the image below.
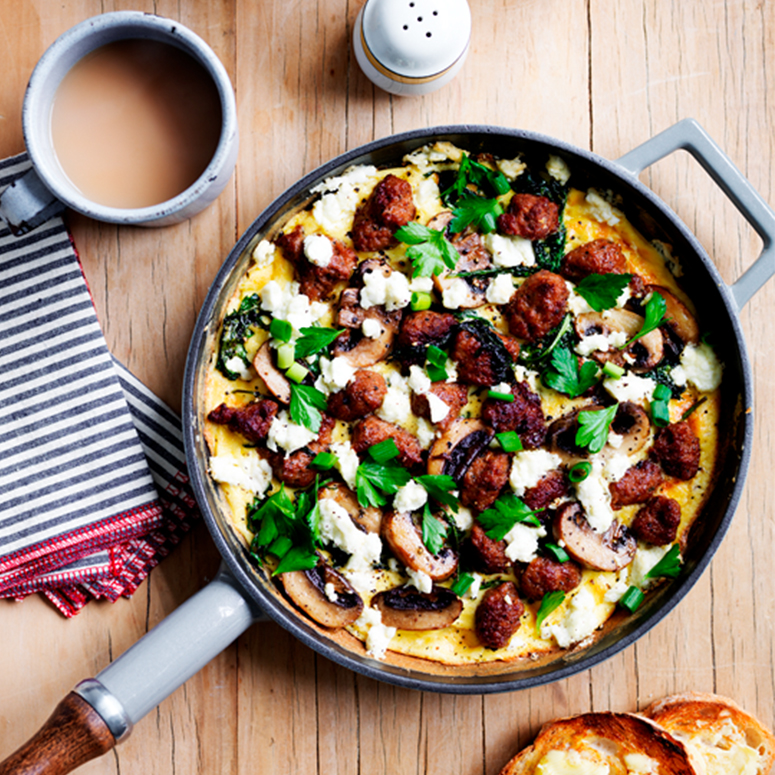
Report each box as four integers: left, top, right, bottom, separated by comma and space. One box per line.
0, 11, 238, 235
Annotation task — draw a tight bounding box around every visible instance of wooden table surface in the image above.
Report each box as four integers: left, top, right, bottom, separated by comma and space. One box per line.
1, 1, 774, 773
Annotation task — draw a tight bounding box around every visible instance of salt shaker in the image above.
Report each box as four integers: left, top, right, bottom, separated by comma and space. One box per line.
353, 0, 472, 96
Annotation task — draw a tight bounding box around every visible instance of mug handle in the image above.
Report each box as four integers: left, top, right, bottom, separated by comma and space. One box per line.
615, 117, 775, 312
0, 167, 66, 235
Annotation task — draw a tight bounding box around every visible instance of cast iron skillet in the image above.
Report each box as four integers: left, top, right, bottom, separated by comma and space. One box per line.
3, 120, 774, 774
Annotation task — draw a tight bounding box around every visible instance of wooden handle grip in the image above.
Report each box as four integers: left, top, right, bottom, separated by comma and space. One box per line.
0, 692, 115, 775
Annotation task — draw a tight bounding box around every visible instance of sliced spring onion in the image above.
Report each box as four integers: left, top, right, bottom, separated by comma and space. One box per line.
368, 438, 400, 463
276, 343, 296, 370
487, 390, 514, 402
310, 452, 338, 471
270, 318, 293, 342
619, 585, 644, 613
568, 461, 592, 483
450, 572, 475, 597
544, 543, 570, 563
496, 431, 523, 453
653, 383, 672, 401
285, 362, 309, 383
651, 399, 670, 427
425, 344, 449, 382
411, 291, 432, 311
602, 361, 625, 379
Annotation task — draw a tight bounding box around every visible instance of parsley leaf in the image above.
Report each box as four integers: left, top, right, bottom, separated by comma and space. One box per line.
542, 346, 600, 397
216, 293, 264, 379
478, 493, 542, 541
624, 292, 667, 347
441, 154, 511, 205
415, 474, 459, 512
575, 404, 618, 454
574, 273, 632, 312
449, 192, 504, 234
294, 326, 345, 360
395, 222, 459, 278
645, 544, 682, 580
289, 383, 327, 433
421, 503, 448, 555
535, 590, 566, 633
355, 460, 412, 508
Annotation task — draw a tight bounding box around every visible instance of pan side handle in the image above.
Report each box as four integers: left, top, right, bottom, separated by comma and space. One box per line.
616, 117, 775, 311
0, 563, 265, 775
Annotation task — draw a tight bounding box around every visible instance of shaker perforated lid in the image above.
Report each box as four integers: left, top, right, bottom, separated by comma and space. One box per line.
354, 0, 471, 94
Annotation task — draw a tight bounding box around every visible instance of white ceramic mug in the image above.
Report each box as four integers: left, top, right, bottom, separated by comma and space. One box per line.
0, 11, 238, 235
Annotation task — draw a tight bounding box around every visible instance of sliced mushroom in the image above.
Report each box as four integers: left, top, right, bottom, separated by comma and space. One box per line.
645, 285, 700, 346
281, 562, 363, 629
336, 287, 366, 328
610, 401, 651, 455
318, 481, 382, 534
381, 510, 458, 581
575, 309, 663, 373
372, 585, 463, 630
253, 341, 291, 404
427, 211, 492, 309
553, 501, 636, 572
427, 418, 494, 481
546, 406, 604, 464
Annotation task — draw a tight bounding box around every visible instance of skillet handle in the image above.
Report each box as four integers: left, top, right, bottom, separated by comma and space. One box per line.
616, 117, 775, 311
0, 564, 265, 775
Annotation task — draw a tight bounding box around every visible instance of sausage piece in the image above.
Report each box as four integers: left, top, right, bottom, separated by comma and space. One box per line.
522, 470, 569, 510
208, 399, 279, 443
460, 450, 510, 512
410, 381, 468, 431
560, 238, 627, 283
327, 370, 387, 422
497, 194, 559, 241
481, 381, 547, 449
504, 269, 569, 342
352, 174, 416, 252
475, 582, 525, 650
276, 225, 357, 301
451, 327, 520, 386
609, 460, 664, 510
397, 310, 458, 367
351, 415, 423, 471
518, 557, 583, 602
652, 421, 701, 480
631, 496, 681, 545
262, 415, 336, 488
467, 523, 511, 573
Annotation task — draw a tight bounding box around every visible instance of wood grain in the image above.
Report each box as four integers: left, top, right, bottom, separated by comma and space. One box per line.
0, 1, 773, 774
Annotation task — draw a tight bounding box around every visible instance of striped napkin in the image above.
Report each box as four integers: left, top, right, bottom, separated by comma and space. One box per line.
0, 153, 199, 617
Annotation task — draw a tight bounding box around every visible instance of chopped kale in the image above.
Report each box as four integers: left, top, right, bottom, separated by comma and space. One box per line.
642, 362, 684, 399
216, 294, 267, 380
518, 314, 575, 366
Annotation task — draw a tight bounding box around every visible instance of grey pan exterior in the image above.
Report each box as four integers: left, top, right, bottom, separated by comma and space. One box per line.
84, 120, 775, 742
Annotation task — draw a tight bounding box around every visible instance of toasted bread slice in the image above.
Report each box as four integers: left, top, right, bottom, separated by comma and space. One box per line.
498, 712, 696, 774
642, 692, 775, 775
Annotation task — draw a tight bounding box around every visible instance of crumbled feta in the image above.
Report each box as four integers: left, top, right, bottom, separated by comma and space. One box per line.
406, 567, 433, 594
426, 393, 450, 423
311, 164, 379, 196
360, 269, 411, 311
492, 382, 512, 395
303, 234, 333, 267
514, 364, 540, 391
415, 417, 436, 449
223, 355, 253, 381
311, 165, 379, 234
403, 141, 463, 170
409, 275, 434, 293
441, 278, 472, 309
452, 505, 473, 532
546, 154, 571, 184
324, 582, 339, 603
504, 522, 546, 563
266, 410, 317, 454
586, 188, 623, 226
496, 156, 526, 179
318, 498, 383, 573
362, 317, 383, 339
616, 284, 632, 307
607, 431, 624, 449
376, 372, 412, 425
209, 453, 273, 495
629, 543, 673, 590
319, 356, 357, 392
603, 373, 656, 404
568, 288, 595, 315
575, 329, 628, 357
467, 573, 483, 600
394, 480, 428, 513
252, 239, 276, 268
484, 233, 536, 268
675, 342, 723, 392
604, 568, 631, 603
408, 364, 432, 395
486, 273, 515, 304
575, 461, 614, 533
330, 440, 359, 489
259, 280, 325, 333
357, 606, 396, 659
509, 449, 563, 496
602, 450, 633, 482
416, 176, 441, 211
542, 585, 604, 648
